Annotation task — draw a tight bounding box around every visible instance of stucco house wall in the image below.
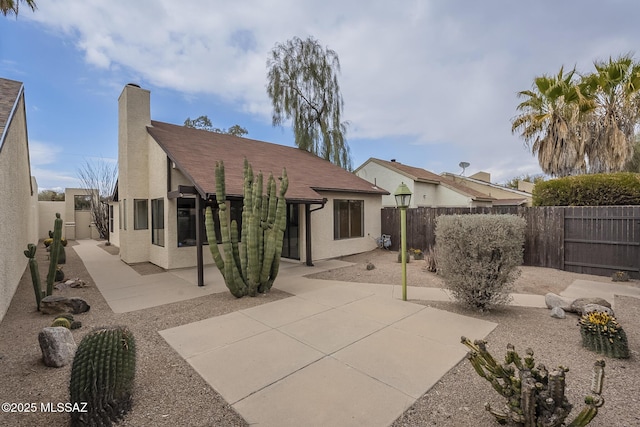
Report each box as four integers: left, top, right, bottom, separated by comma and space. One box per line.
39, 201, 65, 238
0, 80, 37, 323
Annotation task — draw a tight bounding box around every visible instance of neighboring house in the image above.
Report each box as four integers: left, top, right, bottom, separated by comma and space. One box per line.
0, 78, 38, 322
38, 187, 102, 240
355, 158, 494, 207
111, 84, 387, 284
440, 172, 533, 206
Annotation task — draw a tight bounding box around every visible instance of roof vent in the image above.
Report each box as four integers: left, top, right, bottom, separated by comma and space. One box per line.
390, 159, 396, 162
126, 83, 141, 88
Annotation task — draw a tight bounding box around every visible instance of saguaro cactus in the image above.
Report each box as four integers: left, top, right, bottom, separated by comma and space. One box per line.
205, 159, 288, 297
461, 337, 605, 426
69, 326, 136, 426
579, 311, 630, 359
23, 243, 44, 310
46, 213, 63, 296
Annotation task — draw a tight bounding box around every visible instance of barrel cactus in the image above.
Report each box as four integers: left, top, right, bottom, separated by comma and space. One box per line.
205, 159, 288, 298
23, 243, 44, 310
579, 311, 630, 359
51, 317, 71, 329
70, 326, 136, 426
461, 337, 605, 426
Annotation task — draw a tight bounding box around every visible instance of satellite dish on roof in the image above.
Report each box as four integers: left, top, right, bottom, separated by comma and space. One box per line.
459, 162, 470, 175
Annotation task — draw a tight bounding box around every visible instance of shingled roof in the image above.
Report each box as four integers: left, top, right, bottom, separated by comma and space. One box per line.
0, 78, 23, 146
147, 121, 388, 203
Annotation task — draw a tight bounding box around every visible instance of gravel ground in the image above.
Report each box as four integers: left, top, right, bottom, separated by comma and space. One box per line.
0, 245, 638, 426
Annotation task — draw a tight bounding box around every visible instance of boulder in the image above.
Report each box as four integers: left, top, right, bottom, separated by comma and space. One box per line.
550, 307, 566, 319
40, 296, 90, 315
366, 262, 375, 271
544, 293, 572, 311
569, 297, 611, 315
582, 304, 615, 317
38, 327, 77, 368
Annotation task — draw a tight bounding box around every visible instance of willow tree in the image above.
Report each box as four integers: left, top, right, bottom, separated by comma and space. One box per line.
511, 67, 592, 177
267, 36, 352, 170
581, 55, 640, 173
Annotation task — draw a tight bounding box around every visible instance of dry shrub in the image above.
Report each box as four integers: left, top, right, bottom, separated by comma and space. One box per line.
435, 214, 525, 311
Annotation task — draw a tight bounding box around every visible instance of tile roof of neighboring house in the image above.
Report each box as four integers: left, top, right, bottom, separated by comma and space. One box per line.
147, 121, 388, 202
491, 198, 529, 206
356, 158, 442, 183
357, 157, 494, 201
440, 172, 532, 198
0, 78, 23, 146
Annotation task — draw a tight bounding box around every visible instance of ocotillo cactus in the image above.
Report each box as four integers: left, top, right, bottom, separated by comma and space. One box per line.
205, 159, 288, 298
579, 311, 630, 359
46, 213, 63, 296
23, 243, 43, 310
461, 337, 605, 426
69, 326, 136, 426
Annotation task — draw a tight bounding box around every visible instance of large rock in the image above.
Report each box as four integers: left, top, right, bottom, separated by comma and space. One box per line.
38, 327, 77, 368
569, 297, 612, 315
40, 295, 90, 315
582, 304, 615, 317
550, 307, 566, 319
545, 293, 572, 311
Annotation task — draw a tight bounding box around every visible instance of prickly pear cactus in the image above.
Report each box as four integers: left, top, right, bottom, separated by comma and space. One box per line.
461, 337, 605, 426
23, 243, 44, 310
46, 213, 63, 296
205, 159, 288, 298
70, 326, 136, 426
579, 311, 630, 359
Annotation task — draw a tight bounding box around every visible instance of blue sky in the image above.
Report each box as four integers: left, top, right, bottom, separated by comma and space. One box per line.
2, 1, 639, 191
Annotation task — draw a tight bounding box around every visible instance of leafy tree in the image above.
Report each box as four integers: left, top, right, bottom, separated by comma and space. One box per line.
0, 0, 36, 16
503, 174, 545, 190
77, 159, 117, 240
38, 190, 65, 201
623, 138, 640, 172
267, 36, 352, 170
581, 55, 640, 173
184, 115, 248, 137
511, 67, 591, 177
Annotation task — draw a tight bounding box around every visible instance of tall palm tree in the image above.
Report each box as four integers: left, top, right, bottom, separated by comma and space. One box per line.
0, 0, 36, 16
512, 67, 592, 177
581, 55, 640, 173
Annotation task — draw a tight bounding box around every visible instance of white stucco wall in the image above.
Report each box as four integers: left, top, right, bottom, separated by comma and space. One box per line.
310, 191, 381, 260
0, 91, 37, 322
38, 201, 66, 239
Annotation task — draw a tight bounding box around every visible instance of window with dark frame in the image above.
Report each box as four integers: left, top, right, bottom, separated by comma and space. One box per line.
134, 199, 149, 230
333, 199, 364, 239
151, 198, 164, 246
177, 198, 210, 247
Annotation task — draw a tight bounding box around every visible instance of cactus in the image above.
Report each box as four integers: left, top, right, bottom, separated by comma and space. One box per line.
611, 271, 630, 282
578, 311, 630, 359
69, 326, 136, 426
23, 243, 44, 310
45, 213, 63, 296
205, 159, 288, 298
51, 317, 71, 328
461, 337, 605, 426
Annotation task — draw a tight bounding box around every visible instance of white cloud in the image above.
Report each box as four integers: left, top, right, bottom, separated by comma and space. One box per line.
28, 141, 80, 190
24, 0, 640, 182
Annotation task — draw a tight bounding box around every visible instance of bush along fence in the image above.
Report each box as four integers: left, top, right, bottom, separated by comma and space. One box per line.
381, 206, 640, 279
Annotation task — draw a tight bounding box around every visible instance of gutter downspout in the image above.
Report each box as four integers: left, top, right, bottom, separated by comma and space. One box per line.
305, 198, 327, 266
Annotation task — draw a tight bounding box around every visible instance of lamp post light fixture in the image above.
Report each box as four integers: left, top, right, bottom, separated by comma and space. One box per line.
394, 182, 412, 301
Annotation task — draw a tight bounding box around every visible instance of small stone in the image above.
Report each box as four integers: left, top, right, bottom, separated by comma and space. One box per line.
570, 298, 612, 315
544, 293, 571, 311
583, 304, 614, 317
550, 306, 566, 319
38, 327, 77, 367
366, 262, 375, 271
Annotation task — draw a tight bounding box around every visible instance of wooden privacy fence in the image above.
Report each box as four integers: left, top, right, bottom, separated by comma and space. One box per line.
380, 206, 640, 278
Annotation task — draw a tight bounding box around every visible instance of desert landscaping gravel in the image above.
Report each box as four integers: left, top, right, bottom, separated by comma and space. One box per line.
0, 245, 638, 426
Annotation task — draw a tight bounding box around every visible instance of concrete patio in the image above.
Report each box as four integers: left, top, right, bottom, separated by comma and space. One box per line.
72, 239, 638, 426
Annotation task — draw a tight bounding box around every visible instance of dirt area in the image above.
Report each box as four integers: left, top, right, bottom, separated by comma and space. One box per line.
0, 245, 638, 426
306, 248, 629, 296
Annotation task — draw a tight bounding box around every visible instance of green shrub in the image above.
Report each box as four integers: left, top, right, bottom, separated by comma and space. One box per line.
533, 173, 640, 206
435, 214, 525, 311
